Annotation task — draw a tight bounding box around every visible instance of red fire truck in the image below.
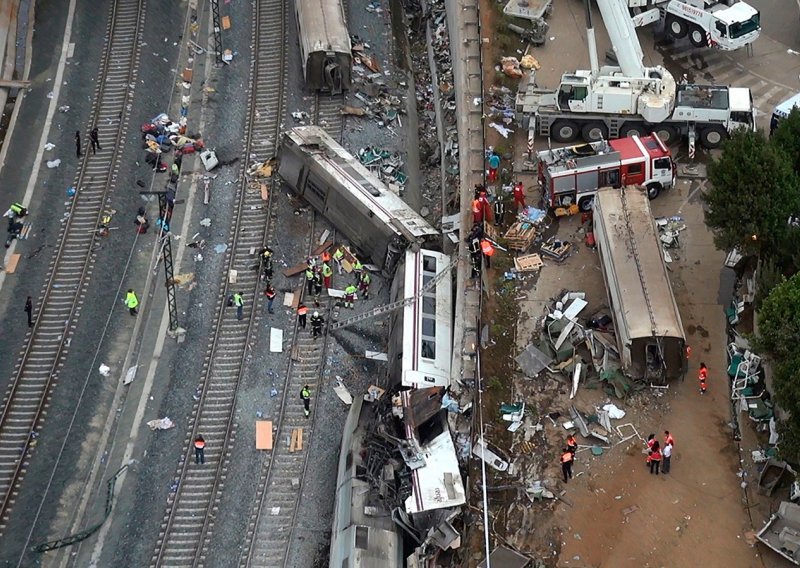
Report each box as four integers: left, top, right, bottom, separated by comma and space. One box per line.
537, 134, 676, 211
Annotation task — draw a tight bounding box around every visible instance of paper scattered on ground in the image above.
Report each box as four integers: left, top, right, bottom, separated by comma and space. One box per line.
199, 218, 212, 227
270, 328, 283, 352
147, 417, 175, 430
602, 403, 626, 419
99, 364, 111, 377
44, 143, 55, 151
124, 366, 138, 385
47, 159, 61, 168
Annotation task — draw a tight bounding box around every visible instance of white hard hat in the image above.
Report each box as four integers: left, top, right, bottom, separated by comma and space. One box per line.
313, 311, 319, 317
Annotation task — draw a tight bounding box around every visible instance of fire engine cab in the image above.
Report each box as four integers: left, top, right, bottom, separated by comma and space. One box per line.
537, 134, 676, 211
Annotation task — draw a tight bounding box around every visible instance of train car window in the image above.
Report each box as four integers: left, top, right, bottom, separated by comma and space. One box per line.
422, 255, 437, 273
306, 179, 327, 202
423, 296, 436, 315
421, 339, 436, 359
422, 274, 433, 286
422, 317, 436, 337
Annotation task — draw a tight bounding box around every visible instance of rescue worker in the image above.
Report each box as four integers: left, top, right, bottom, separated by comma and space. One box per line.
260, 247, 274, 281
310, 311, 324, 338
344, 283, 357, 309
561, 448, 574, 483
264, 285, 276, 314
468, 236, 482, 278
358, 270, 371, 299
24, 296, 33, 327
333, 247, 344, 274
194, 435, 206, 464
312, 271, 323, 306
487, 151, 500, 183
662, 440, 672, 474
6, 217, 23, 248
478, 189, 492, 223
4, 202, 28, 219
513, 181, 526, 210
305, 266, 316, 295
664, 430, 674, 448
472, 197, 484, 224
125, 289, 139, 316
135, 207, 149, 234
233, 292, 244, 320
566, 434, 578, 456
297, 303, 308, 329
480, 238, 495, 269
300, 385, 311, 417
352, 258, 364, 282
321, 251, 331, 265
649, 441, 662, 475
493, 197, 505, 226
699, 362, 708, 395
322, 261, 333, 289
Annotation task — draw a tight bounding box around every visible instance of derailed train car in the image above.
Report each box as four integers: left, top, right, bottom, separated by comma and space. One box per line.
295, 0, 352, 92
278, 126, 438, 273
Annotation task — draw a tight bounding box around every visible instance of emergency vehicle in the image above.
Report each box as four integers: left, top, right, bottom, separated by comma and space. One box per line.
537, 134, 675, 211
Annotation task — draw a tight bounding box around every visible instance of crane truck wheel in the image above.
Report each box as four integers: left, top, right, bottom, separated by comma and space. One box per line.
699, 125, 726, 149
551, 120, 579, 143
689, 26, 708, 48
652, 125, 677, 146
579, 196, 594, 212
646, 183, 662, 200
666, 15, 687, 39
581, 122, 609, 142
619, 123, 650, 138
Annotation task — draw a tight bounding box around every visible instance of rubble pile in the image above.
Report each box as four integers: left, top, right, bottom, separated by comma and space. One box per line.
406, 0, 459, 218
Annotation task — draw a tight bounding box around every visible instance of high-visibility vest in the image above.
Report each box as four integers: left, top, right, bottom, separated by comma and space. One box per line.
298, 306, 308, 316
10, 203, 24, 215
322, 263, 333, 277
472, 199, 481, 214
345, 285, 357, 295
481, 240, 494, 256
305, 269, 315, 281
561, 452, 572, 464
353, 260, 363, 272
301, 388, 310, 400
194, 439, 205, 449
233, 293, 244, 307
699, 367, 708, 381
567, 437, 577, 448
125, 292, 139, 309
650, 450, 662, 461
333, 249, 344, 261
665, 434, 674, 447
321, 251, 331, 263
361, 272, 371, 284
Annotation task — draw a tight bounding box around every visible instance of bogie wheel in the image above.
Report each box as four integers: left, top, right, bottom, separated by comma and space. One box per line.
581, 122, 609, 142
666, 15, 687, 39
551, 120, 579, 143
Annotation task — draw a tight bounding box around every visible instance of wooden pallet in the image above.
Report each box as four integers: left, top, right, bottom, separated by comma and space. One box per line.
289, 427, 304, 452
541, 239, 572, 261
504, 221, 537, 251
514, 253, 543, 272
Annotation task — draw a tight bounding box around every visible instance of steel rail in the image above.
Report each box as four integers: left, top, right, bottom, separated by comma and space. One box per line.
0, 0, 145, 535
149, 0, 289, 564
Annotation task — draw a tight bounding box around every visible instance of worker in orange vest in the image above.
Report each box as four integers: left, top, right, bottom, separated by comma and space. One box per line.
664, 430, 674, 447
566, 434, 578, 456
194, 435, 206, 464
480, 239, 495, 268
561, 448, 574, 483
699, 362, 708, 395
513, 181, 526, 210
472, 198, 484, 224
297, 303, 308, 329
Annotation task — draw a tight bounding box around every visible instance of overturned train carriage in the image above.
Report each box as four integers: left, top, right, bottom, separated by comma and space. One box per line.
295, 0, 352, 92
278, 126, 438, 273
593, 186, 687, 383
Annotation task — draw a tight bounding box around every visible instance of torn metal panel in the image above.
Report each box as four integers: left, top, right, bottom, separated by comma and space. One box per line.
515, 344, 554, 377
472, 438, 510, 472
478, 545, 531, 568
405, 430, 466, 514
401, 388, 445, 432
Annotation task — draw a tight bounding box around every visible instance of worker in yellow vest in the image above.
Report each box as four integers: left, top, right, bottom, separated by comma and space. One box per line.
125, 289, 139, 316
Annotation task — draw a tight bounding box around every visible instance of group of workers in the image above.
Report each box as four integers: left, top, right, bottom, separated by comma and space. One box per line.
645, 431, 675, 475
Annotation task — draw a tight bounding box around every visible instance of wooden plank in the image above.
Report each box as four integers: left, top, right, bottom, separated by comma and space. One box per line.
291, 286, 303, 308
4, 253, 20, 274
514, 253, 543, 272
256, 420, 273, 450
311, 239, 333, 257
0, 79, 30, 89
260, 182, 268, 201
221, 15, 231, 29
296, 427, 303, 451
341, 259, 353, 273
289, 429, 298, 452
283, 262, 307, 277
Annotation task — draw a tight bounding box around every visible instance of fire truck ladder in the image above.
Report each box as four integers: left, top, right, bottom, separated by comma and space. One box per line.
330, 255, 457, 331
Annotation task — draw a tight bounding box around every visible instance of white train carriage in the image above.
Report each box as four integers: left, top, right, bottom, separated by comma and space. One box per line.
278, 126, 438, 272
295, 0, 352, 92
388, 249, 453, 389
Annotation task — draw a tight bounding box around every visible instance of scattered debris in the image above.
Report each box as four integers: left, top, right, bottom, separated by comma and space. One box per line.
99, 364, 111, 377
147, 417, 175, 430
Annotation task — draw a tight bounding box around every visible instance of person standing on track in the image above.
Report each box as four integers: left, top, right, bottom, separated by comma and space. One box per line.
297, 303, 308, 329
322, 260, 333, 289
300, 385, 311, 418
333, 247, 344, 275
194, 435, 206, 464
24, 296, 33, 327
90, 126, 102, 154
305, 265, 316, 295
358, 271, 371, 300
233, 292, 244, 320
264, 285, 276, 314
311, 311, 324, 338
75, 130, 82, 158
699, 362, 708, 395
344, 283, 357, 309
125, 289, 139, 316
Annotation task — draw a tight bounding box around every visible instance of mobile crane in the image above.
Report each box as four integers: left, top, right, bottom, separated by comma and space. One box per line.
630, 0, 760, 51
517, 0, 755, 154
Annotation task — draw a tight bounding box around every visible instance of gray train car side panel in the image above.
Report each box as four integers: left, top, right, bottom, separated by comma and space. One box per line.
295, 0, 352, 91
278, 126, 438, 268
593, 186, 686, 382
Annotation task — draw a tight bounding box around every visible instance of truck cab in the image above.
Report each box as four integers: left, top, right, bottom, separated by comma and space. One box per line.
770, 93, 800, 136
657, 0, 760, 51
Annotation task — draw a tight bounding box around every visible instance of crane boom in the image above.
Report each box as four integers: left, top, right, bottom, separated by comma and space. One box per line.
595, 0, 646, 78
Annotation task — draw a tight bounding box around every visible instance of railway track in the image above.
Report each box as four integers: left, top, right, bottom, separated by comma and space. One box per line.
0, 0, 145, 535
237, 96, 345, 567
148, 0, 290, 564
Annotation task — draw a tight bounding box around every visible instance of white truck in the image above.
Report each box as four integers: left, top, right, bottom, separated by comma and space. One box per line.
630, 0, 760, 51
517, 0, 755, 152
